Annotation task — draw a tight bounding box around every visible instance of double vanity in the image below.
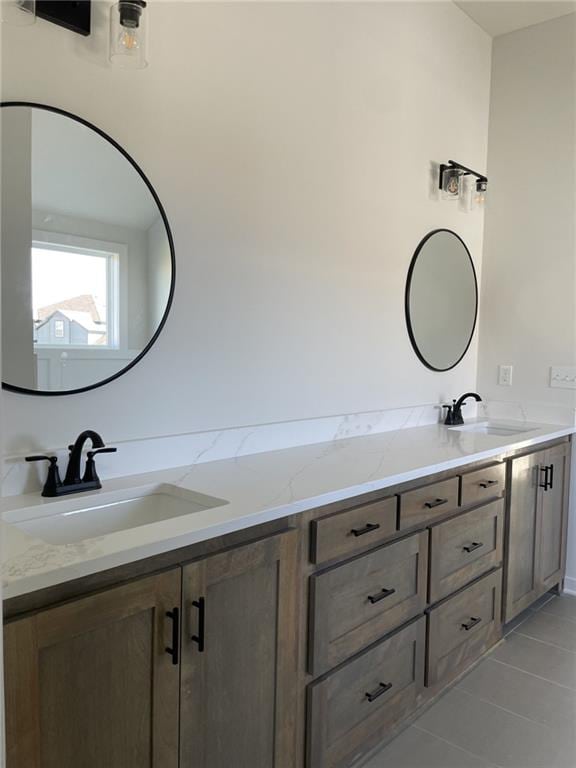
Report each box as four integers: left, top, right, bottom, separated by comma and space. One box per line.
2, 418, 573, 768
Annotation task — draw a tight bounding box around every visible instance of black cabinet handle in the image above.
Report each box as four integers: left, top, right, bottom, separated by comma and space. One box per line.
461, 616, 482, 631
539, 465, 550, 490
191, 597, 205, 653
350, 522, 380, 537
165, 607, 180, 665
463, 541, 484, 553
425, 498, 448, 509
479, 479, 498, 489
549, 463, 554, 491
365, 681, 393, 702
367, 587, 396, 604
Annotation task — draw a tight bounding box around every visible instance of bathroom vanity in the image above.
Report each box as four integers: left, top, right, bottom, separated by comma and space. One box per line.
2, 424, 572, 768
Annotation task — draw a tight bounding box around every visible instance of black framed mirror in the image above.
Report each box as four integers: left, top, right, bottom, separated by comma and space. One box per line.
405, 229, 478, 372
1, 102, 175, 396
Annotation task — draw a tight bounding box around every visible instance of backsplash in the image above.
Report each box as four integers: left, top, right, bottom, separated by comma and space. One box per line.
2, 403, 443, 497
4, 398, 573, 498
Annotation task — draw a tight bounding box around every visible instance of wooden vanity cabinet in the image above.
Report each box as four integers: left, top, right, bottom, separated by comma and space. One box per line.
179, 531, 299, 768
504, 441, 570, 623
4, 569, 181, 768
4, 530, 300, 768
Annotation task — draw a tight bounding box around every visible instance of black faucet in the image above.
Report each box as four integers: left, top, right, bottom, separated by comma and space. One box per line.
443, 392, 482, 426
26, 430, 117, 497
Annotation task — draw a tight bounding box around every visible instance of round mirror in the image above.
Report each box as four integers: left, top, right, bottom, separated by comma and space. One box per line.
405, 229, 477, 371
1, 102, 175, 395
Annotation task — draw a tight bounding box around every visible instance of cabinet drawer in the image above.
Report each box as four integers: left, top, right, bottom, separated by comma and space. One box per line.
307, 617, 425, 768
427, 568, 502, 688
399, 477, 459, 530
309, 531, 428, 675
429, 500, 504, 603
460, 463, 505, 507
310, 497, 397, 565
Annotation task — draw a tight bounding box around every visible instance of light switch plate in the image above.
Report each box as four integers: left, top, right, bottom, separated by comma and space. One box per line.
550, 366, 576, 389
498, 365, 513, 387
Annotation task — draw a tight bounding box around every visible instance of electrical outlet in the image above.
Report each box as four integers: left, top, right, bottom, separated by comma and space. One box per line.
550, 366, 576, 389
498, 365, 513, 387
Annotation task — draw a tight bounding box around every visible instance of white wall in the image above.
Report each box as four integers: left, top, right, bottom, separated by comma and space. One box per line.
0, 2, 491, 456
476, 14, 576, 589
477, 15, 576, 410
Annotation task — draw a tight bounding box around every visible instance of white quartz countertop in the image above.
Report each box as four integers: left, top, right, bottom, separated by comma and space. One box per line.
2, 419, 574, 600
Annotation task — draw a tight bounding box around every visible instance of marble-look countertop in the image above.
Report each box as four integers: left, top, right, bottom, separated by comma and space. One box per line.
2, 419, 574, 600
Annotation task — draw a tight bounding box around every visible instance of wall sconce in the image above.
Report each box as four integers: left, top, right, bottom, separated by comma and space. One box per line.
439, 160, 488, 207
110, 0, 148, 69
1, 0, 91, 35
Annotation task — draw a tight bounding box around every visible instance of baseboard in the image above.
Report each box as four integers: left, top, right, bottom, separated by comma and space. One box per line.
563, 576, 576, 595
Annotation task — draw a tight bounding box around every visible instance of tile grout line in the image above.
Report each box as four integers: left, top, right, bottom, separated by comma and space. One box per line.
536, 608, 576, 625
486, 656, 576, 692
513, 628, 576, 655
455, 686, 573, 733
412, 723, 504, 768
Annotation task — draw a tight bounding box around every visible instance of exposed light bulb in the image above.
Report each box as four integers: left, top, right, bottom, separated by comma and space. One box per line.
110, 1, 148, 69
119, 28, 140, 51
475, 180, 488, 207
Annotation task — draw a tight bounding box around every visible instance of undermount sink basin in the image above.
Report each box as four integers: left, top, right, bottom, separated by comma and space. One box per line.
449, 421, 539, 437
3, 484, 228, 545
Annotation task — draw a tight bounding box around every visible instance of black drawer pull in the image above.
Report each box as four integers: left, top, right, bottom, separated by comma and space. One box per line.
165, 607, 180, 665
549, 463, 554, 491
191, 597, 205, 653
425, 498, 448, 509
461, 616, 482, 631
350, 522, 380, 537
479, 479, 498, 488
463, 541, 484, 553
539, 465, 551, 491
365, 681, 393, 702
367, 587, 396, 604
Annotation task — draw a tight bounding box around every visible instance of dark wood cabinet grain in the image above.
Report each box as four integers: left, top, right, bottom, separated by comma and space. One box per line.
179, 531, 299, 768
307, 617, 426, 768
4, 570, 181, 768
427, 568, 502, 688
309, 531, 428, 675
504, 441, 570, 623
429, 499, 504, 603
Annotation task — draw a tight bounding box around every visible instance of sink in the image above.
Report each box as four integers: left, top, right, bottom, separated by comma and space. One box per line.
449, 421, 539, 437
2, 484, 228, 545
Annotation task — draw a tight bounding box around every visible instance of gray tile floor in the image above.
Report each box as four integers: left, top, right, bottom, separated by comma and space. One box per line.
365, 594, 576, 768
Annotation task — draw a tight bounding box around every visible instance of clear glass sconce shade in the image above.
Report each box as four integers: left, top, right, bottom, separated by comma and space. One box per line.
440, 167, 462, 200
110, 1, 148, 69
1, 0, 36, 26
474, 180, 488, 207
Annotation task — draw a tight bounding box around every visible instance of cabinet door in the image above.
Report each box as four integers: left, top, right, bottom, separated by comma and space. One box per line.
4, 569, 181, 768
504, 451, 543, 623
539, 442, 570, 590
180, 531, 299, 768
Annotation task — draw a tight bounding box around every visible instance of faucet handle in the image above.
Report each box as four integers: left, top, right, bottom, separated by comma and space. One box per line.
26, 454, 58, 464
83, 447, 117, 485
25, 455, 62, 497
442, 405, 455, 426
86, 447, 117, 458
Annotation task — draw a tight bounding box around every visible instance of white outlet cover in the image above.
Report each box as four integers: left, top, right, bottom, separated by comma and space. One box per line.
498, 365, 513, 387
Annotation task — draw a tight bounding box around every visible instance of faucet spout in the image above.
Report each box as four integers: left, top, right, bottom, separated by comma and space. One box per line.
451, 392, 483, 426
63, 430, 105, 485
